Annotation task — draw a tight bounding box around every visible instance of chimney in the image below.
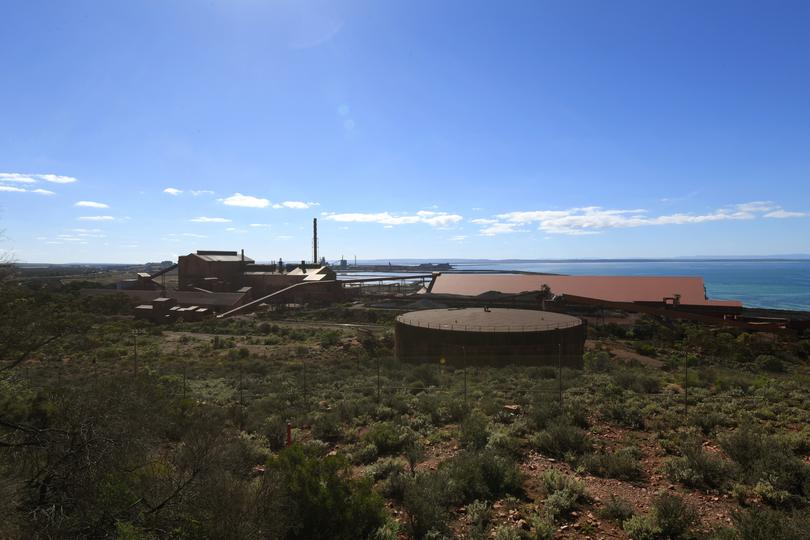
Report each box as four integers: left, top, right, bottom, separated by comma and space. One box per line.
312, 218, 318, 265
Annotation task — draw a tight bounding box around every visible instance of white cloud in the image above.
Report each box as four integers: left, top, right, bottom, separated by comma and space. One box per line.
475, 201, 806, 236
190, 190, 214, 196
0, 185, 55, 195
165, 232, 208, 238
78, 215, 114, 221
0, 173, 37, 183
323, 210, 463, 227
735, 201, 780, 214
163, 187, 183, 196
222, 192, 270, 208
450, 235, 468, 241
479, 222, 528, 236
0, 172, 77, 185
190, 216, 232, 223
39, 174, 77, 184
250, 223, 272, 228
765, 210, 807, 219
272, 201, 320, 209
75, 200, 109, 208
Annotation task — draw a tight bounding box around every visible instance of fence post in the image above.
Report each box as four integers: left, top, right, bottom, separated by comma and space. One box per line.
558, 341, 563, 407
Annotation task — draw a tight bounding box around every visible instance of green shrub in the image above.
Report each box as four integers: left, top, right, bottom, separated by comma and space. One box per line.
403, 438, 425, 476
366, 457, 406, 482
584, 350, 611, 372
623, 514, 662, 540
623, 493, 697, 540
461, 410, 491, 451
374, 520, 400, 540
528, 515, 556, 540
364, 422, 407, 455
690, 409, 733, 435
533, 419, 592, 459
539, 470, 587, 521
403, 472, 450, 539
319, 330, 341, 348
613, 371, 661, 394
755, 354, 784, 373
492, 526, 522, 540
652, 493, 698, 539
598, 495, 634, 522
732, 506, 810, 540
720, 426, 810, 506
265, 445, 386, 540
528, 399, 562, 430
583, 447, 644, 481
379, 467, 408, 501
602, 400, 646, 429
441, 450, 525, 505
634, 342, 657, 357
486, 428, 523, 458
312, 412, 343, 442
663, 439, 733, 490
466, 499, 492, 540
263, 415, 288, 450
537, 366, 557, 379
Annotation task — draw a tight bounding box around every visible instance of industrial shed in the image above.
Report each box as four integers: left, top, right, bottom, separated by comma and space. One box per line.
425, 274, 742, 311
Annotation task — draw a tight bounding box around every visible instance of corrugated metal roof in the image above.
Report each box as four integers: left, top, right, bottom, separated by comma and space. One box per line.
193, 253, 255, 263
81, 289, 248, 308
428, 274, 742, 307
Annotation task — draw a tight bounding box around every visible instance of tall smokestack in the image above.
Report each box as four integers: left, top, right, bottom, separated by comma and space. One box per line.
312, 218, 318, 264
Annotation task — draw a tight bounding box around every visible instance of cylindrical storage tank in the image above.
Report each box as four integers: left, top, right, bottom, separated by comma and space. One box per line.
395, 308, 585, 368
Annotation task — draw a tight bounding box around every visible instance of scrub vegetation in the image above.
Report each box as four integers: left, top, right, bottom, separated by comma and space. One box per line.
3, 278, 810, 539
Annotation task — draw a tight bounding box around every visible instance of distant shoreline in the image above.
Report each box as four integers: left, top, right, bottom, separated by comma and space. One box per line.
15, 257, 810, 267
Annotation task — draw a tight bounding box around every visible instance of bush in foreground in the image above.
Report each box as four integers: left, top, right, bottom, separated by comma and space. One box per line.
623, 493, 697, 540
539, 469, 588, 521
266, 445, 386, 540
583, 447, 644, 481
732, 506, 810, 540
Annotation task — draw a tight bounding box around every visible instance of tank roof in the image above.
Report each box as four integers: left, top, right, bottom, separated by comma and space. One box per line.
396, 308, 581, 332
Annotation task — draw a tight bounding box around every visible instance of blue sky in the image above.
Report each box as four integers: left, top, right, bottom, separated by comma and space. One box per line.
1, 0, 809, 263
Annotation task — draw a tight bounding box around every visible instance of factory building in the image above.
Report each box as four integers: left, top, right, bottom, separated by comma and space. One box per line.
424, 274, 742, 313
395, 308, 586, 368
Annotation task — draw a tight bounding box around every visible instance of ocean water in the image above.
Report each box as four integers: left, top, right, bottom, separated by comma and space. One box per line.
452, 260, 810, 311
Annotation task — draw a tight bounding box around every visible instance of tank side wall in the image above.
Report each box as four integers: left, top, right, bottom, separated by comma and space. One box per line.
395, 320, 585, 369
